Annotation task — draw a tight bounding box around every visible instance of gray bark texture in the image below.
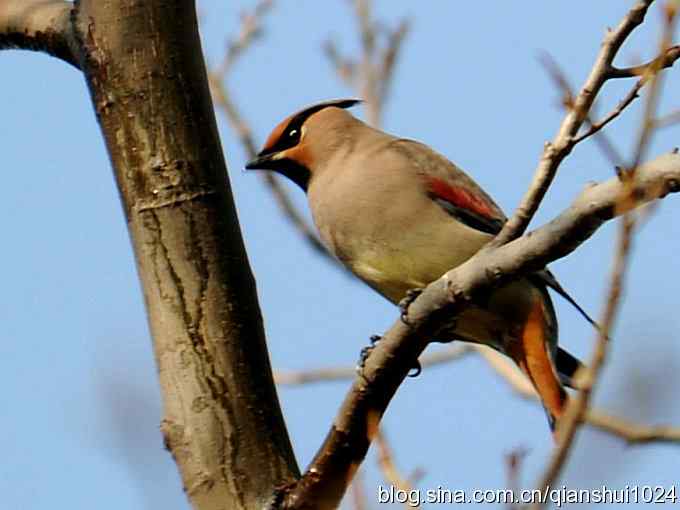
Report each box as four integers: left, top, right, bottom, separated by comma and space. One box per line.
70, 1, 299, 508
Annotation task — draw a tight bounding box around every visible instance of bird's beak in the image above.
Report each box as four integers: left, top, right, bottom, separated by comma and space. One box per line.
245, 152, 277, 170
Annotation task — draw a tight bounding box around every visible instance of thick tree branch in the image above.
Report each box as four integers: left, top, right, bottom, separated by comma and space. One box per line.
72, 1, 298, 508
278, 153, 680, 508
0, 0, 79, 67
492, 0, 656, 246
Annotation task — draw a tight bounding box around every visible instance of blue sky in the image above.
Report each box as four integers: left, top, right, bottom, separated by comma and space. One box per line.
1, 1, 679, 508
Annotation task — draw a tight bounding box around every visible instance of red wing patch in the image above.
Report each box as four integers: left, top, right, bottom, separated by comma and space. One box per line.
426, 177, 498, 220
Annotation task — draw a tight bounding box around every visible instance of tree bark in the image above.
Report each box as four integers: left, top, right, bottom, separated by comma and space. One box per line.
70, 1, 299, 508
0, 0, 78, 66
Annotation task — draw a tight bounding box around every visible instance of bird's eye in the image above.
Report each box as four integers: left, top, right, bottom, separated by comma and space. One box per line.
287, 129, 298, 138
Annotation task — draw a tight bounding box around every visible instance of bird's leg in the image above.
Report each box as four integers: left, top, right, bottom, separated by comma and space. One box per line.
398, 287, 424, 325
356, 334, 422, 378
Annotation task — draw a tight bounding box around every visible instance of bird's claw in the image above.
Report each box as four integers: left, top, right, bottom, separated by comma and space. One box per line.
356, 334, 422, 378
356, 335, 382, 374
407, 359, 422, 378
399, 288, 424, 325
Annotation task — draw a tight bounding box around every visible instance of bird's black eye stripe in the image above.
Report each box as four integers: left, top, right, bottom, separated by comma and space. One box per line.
259, 99, 362, 157
264, 120, 304, 155
258, 119, 304, 157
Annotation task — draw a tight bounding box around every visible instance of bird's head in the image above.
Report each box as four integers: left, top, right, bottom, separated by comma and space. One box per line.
245, 98, 362, 190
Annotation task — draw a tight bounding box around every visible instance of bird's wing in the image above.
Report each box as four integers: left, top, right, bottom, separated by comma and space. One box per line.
387, 139, 599, 330
387, 139, 506, 235
425, 175, 506, 235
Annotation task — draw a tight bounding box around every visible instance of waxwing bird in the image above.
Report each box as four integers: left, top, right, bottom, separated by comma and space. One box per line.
246, 99, 589, 434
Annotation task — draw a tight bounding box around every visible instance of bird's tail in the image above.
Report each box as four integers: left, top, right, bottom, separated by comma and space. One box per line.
511, 290, 567, 438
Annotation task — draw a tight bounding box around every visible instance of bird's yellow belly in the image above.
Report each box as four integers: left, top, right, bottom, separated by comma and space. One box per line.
346, 250, 536, 351
347, 251, 437, 304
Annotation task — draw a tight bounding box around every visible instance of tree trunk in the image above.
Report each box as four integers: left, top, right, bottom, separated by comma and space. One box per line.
72, 1, 299, 508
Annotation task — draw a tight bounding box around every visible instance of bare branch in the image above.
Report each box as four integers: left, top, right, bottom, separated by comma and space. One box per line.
323, 39, 356, 86
655, 108, 680, 129
533, 220, 634, 504
279, 152, 680, 509
586, 410, 680, 444
208, 3, 339, 265
540, 52, 626, 168
492, 0, 656, 246
327, 0, 410, 127
475, 346, 536, 396
477, 346, 680, 445
216, 0, 273, 76
354, 0, 379, 126
377, 18, 410, 110
349, 471, 368, 510
505, 448, 528, 510
572, 80, 643, 145
531, 11, 678, 504
0, 0, 79, 68
274, 344, 471, 386
375, 429, 420, 508
608, 44, 680, 78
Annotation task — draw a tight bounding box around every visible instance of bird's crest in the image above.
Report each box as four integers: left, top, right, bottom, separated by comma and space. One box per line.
260, 99, 362, 156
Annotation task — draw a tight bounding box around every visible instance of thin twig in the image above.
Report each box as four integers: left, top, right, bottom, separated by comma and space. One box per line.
573, 81, 644, 145
540, 52, 627, 167
505, 448, 528, 510
375, 429, 420, 508
325, 0, 410, 127
216, 0, 273, 76
476, 346, 680, 445
586, 410, 680, 444
491, 0, 657, 247
353, 0, 379, 125
323, 39, 356, 86
531, 218, 636, 508
208, 2, 339, 264
608, 44, 680, 78
654, 108, 680, 129
572, 44, 680, 144
377, 18, 410, 114
349, 470, 368, 510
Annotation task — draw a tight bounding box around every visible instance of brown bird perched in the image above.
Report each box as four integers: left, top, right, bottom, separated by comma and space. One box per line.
246, 99, 591, 434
